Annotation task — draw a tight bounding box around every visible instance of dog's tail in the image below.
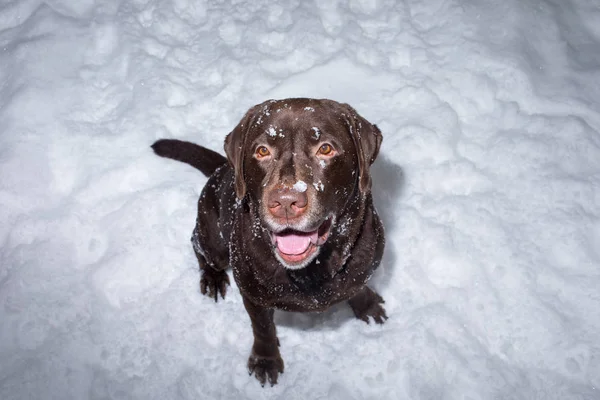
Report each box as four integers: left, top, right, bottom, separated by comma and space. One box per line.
151, 139, 228, 177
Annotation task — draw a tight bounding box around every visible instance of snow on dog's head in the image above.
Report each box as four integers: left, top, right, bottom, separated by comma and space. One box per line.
224, 98, 382, 269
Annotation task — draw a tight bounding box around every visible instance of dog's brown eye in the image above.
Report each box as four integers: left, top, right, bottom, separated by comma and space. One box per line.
255, 146, 271, 158
318, 143, 334, 156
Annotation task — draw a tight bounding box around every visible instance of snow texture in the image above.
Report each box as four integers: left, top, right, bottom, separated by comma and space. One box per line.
292, 180, 308, 193
1, 0, 600, 399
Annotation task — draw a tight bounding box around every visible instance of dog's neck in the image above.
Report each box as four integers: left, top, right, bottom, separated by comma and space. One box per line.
324, 189, 370, 276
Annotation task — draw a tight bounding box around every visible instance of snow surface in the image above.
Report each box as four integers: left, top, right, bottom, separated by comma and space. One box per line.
1, 0, 600, 399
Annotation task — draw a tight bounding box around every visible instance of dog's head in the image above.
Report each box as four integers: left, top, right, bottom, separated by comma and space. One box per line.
225, 98, 382, 269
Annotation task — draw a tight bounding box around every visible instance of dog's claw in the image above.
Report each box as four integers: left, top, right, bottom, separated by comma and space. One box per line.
348, 288, 388, 325
218, 278, 228, 299
200, 268, 230, 302
248, 354, 284, 387
355, 301, 387, 325
361, 299, 387, 325
372, 309, 389, 324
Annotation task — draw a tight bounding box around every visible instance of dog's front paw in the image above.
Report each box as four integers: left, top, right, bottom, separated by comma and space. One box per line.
354, 301, 388, 324
248, 354, 284, 387
200, 268, 230, 302
348, 287, 388, 324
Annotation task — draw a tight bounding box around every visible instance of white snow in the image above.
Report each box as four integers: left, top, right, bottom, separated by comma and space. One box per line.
292, 180, 308, 193
1, 0, 600, 399
312, 126, 321, 139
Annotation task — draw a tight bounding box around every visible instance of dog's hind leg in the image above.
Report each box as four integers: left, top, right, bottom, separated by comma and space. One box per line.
192, 227, 230, 302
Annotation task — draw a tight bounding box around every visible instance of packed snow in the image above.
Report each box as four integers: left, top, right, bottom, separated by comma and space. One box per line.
1, 0, 600, 399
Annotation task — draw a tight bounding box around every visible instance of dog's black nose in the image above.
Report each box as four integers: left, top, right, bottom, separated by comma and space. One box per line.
267, 187, 308, 219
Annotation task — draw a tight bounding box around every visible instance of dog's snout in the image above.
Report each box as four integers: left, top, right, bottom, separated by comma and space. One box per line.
268, 188, 308, 219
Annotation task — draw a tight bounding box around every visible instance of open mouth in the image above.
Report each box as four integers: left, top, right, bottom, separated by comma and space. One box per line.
270, 218, 332, 268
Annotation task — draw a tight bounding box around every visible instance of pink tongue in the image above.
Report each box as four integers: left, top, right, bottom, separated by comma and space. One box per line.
275, 231, 318, 255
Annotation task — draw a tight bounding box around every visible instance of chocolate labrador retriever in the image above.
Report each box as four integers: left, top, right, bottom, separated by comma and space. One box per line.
152, 98, 387, 386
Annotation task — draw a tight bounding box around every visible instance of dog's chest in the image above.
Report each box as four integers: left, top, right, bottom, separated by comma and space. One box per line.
233, 262, 360, 312
230, 235, 370, 312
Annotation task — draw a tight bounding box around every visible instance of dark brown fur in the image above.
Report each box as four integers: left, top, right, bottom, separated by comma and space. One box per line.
152, 98, 387, 386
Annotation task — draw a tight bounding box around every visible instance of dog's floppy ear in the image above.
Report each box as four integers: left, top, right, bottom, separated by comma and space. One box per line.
342, 105, 383, 194
224, 104, 261, 199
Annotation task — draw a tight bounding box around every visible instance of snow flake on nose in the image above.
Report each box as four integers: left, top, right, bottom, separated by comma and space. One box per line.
292, 180, 308, 192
